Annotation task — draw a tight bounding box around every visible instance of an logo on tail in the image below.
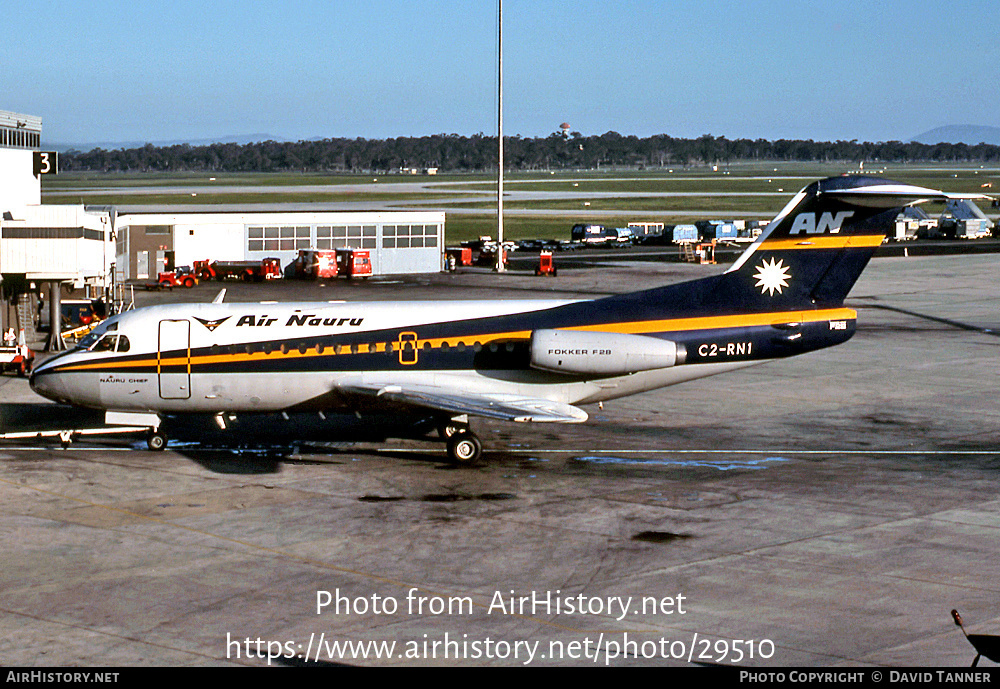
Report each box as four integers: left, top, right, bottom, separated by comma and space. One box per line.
754, 258, 791, 296
194, 316, 231, 332
790, 211, 855, 235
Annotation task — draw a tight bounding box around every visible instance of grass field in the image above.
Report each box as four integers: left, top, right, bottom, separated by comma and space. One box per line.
41, 163, 999, 245
42, 191, 460, 206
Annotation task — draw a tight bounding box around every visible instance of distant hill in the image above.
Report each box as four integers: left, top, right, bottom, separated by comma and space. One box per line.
909, 125, 1000, 146
48, 133, 290, 154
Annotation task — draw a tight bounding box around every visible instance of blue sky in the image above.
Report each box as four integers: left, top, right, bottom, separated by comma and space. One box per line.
3, 0, 997, 145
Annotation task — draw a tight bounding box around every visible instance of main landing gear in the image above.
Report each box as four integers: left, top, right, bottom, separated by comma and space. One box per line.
447, 432, 482, 463
438, 417, 483, 464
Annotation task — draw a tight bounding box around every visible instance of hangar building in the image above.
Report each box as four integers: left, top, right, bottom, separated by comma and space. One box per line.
115, 210, 445, 281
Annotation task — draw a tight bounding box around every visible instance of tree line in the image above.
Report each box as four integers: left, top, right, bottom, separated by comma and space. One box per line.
59, 132, 1000, 173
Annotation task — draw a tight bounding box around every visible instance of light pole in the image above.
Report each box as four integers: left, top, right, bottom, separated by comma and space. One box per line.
496, 0, 505, 272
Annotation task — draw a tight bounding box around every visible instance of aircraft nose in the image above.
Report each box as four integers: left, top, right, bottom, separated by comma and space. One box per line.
29, 360, 68, 403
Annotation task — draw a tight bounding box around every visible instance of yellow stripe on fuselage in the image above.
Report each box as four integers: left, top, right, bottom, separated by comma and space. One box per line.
563, 307, 856, 335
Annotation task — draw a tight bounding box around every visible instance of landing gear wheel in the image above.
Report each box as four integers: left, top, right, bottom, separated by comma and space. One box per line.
147, 429, 167, 451
447, 432, 482, 464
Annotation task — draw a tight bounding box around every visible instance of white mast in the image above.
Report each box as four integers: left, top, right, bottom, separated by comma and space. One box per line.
496, 0, 505, 272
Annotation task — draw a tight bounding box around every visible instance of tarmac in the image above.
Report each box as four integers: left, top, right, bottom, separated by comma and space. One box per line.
1, 251, 999, 667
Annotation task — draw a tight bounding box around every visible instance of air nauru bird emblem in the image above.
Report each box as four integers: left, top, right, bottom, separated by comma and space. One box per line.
194, 316, 231, 332
753, 257, 791, 296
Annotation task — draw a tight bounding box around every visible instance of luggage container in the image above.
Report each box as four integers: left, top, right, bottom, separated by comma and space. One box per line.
672, 225, 699, 243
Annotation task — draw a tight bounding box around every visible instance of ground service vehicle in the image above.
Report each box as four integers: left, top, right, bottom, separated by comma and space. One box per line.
157, 266, 198, 288
571, 224, 616, 244
445, 247, 473, 267
535, 251, 557, 276
37, 299, 99, 333
335, 249, 372, 278
0, 329, 32, 376
295, 250, 339, 279
195, 258, 282, 282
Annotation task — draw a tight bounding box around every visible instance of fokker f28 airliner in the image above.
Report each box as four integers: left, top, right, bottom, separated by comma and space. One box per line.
30, 176, 974, 462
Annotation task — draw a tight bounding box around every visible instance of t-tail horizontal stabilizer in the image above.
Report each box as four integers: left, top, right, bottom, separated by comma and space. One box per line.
722, 175, 973, 309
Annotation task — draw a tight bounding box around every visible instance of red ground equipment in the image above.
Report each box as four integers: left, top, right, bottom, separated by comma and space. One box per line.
157, 265, 198, 288
295, 250, 339, 279
195, 258, 283, 282
335, 249, 372, 279
445, 247, 473, 267
535, 250, 557, 276
0, 329, 33, 377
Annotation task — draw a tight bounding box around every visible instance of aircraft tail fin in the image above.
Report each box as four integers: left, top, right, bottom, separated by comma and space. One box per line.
715, 175, 973, 309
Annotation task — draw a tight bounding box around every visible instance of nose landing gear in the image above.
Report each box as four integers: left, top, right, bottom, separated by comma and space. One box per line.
146, 428, 167, 451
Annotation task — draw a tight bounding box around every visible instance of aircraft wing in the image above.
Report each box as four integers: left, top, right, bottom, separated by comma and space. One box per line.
338, 382, 589, 424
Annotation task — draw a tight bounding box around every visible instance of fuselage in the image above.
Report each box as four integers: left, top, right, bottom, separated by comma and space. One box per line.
29, 287, 857, 417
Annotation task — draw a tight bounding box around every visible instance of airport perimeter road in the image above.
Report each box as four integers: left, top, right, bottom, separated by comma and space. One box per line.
1, 254, 998, 667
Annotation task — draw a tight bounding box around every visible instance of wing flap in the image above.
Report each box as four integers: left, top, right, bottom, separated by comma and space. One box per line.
339, 382, 588, 424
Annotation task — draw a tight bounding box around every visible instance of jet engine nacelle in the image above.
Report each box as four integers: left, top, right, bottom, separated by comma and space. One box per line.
530, 329, 684, 376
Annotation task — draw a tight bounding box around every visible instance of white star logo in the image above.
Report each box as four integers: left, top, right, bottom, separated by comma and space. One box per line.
753, 257, 791, 296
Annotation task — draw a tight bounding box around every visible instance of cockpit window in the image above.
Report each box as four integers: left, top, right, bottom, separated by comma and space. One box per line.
92, 335, 117, 352
75, 320, 118, 350
88, 333, 130, 353
77, 332, 101, 349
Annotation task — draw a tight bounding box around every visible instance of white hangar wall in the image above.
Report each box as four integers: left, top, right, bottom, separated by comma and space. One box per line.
116, 210, 445, 279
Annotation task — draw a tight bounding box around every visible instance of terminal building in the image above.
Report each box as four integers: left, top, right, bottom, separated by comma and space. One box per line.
0, 110, 115, 348
0, 111, 42, 207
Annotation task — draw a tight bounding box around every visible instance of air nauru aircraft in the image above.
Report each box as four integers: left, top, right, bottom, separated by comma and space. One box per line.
30, 176, 972, 462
